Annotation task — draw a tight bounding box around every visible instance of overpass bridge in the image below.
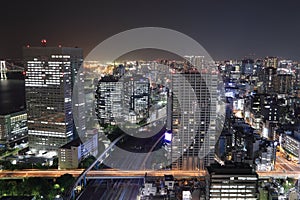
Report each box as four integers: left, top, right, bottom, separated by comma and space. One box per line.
67, 135, 125, 199
0, 169, 299, 180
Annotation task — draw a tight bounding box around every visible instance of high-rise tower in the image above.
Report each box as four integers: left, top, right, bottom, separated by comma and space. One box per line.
23, 43, 83, 152
169, 62, 220, 170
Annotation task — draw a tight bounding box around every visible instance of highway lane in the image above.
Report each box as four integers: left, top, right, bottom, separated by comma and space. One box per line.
257, 171, 300, 178
276, 152, 300, 172
0, 169, 205, 179
276, 154, 294, 172
262, 151, 300, 174
3, 169, 300, 179
86, 170, 206, 178
1, 150, 300, 180
78, 179, 143, 200
0, 169, 84, 178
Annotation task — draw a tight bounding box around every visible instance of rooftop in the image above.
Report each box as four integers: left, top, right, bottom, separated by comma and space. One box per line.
60, 137, 82, 149
207, 162, 257, 175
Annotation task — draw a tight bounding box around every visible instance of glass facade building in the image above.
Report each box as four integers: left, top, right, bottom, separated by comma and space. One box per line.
95, 75, 123, 125
23, 46, 83, 152
95, 74, 150, 125
170, 71, 218, 170
123, 75, 150, 123
164, 55, 225, 171
0, 111, 27, 149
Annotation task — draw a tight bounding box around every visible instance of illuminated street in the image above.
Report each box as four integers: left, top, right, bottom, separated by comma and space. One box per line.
274, 151, 300, 172
0, 169, 205, 179
78, 179, 143, 200
2, 168, 300, 179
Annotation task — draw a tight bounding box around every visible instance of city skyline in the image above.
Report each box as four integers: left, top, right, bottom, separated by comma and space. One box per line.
2, 1, 300, 199
1, 0, 300, 61
1, 49, 300, 199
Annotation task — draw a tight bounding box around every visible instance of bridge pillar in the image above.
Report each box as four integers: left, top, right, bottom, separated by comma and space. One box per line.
71, 189, 75, 200
0, 61, 7, 80
83, 175, 87, 186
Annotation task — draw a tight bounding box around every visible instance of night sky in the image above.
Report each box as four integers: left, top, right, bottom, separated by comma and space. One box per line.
1, 0, 300, 61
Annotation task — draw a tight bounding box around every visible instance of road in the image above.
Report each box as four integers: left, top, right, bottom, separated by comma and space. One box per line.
257, 171, 300, 179
2, 168, 300, 179
253, 150, 300, 179
77, 179, 143, 200
0, 169, 83, 178
0, 169, 206, 179
275, 151, 300, 172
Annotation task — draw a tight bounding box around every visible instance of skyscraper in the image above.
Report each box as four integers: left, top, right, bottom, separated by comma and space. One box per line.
264, 56, 278, 69
95, 74, 150, 125
241, 59, 254, 75
184, 55, 205, 68
23, 44, 83, 152
263, 66, 277, 94
95, 75, 123, 125
123, 75, 150, 123
169, 65, 219, 170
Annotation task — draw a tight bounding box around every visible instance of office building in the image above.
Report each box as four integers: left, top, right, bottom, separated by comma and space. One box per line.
170, 68, 219, 170
264, 56, 278, 69
241, 59, 254, 75
95, 74, 150, 125
274, 74, 293, 95
229, 64, 241, 80
206, 162, 259, 200
255, 141, 276, 171
263, 67, 277, 94
58, 131, 98, 169
278, 59, 293, 71
184, 55, 205, 68
95, 75, 123, 125
0, 111, 27, 149
283, 134, 300, 161
123, 75, 150, 123
23, 43, 83, 152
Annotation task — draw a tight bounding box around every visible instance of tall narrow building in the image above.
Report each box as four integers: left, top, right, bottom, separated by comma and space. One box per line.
23, 43, 83, 152
123, 75, 150, 123
95, 75, 123, 126
169, 63, 220, 170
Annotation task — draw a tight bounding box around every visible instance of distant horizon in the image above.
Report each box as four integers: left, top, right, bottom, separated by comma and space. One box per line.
2, 44, 299, 63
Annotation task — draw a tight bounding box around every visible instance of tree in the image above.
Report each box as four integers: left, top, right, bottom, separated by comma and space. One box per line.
9, 181, 17, 196
0, 180, 7, 195
25, 177, 53, 199
51, 157, 58, 168
0, 160, 14, 170
56, 174, 75, 195
79, 155, 96, 169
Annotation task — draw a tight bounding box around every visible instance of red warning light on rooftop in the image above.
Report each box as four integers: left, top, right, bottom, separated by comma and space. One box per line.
41, 39, 47, 47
